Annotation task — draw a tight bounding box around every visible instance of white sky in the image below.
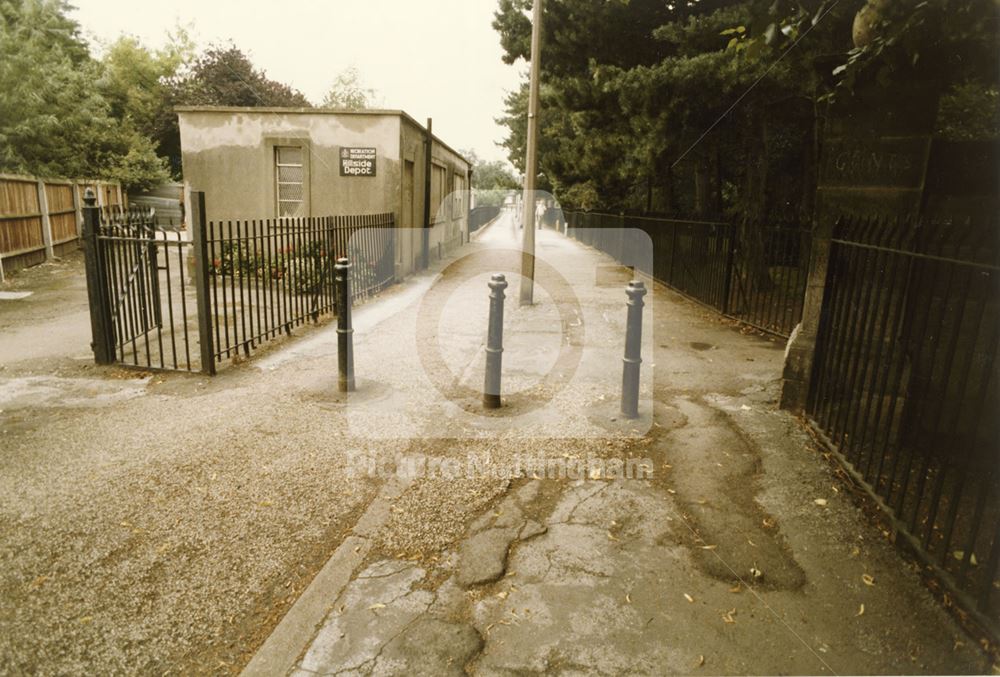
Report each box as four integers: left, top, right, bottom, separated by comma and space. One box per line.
69, 0, 524, 164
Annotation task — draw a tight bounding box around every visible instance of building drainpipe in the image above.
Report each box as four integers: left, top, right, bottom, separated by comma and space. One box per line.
422, 118, 433, 270
467, 167, 474, 242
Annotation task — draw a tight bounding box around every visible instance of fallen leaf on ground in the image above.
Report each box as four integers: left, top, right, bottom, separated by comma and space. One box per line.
857, 603, 865, 616
953, 550, 979, 566
814, 498, 828, 506
696, 655, 705, 667
729, 583, 741, 593
626, 593, 632, 603
684, 593, 695, 603
862, 574, 875, 586
496, 591, 508, 600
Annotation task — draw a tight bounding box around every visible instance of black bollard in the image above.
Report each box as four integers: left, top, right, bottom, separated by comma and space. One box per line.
483, 273, 509, 409
620, 280, 647, 419
335, 257, 356, 392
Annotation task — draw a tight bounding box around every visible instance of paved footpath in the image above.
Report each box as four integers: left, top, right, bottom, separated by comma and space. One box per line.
243, 211, 989, 676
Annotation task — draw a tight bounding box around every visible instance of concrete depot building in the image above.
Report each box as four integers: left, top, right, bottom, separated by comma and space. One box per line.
176, 106, 471, 278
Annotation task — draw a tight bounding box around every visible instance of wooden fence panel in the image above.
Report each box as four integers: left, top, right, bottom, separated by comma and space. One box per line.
0, 178, 43, 255
44, 182, 77, 242
1, 174, 121, 275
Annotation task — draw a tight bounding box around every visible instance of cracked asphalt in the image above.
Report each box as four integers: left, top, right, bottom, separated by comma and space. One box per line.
280, 214, 989, 675
0, 214, 991, 674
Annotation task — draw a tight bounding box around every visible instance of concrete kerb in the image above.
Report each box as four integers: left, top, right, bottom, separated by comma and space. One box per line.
242, 214, 523, 675
240, 215, 989, 676
240, 475, 412, 677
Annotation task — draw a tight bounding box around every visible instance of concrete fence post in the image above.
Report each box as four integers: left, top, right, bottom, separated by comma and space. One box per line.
484, 273, 509, 409
621, 280, 647, 419
72, 181, 83, 238
36, 180, 54, 261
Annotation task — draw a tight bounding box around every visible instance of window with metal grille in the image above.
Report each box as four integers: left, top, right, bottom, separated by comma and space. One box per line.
430, 164, 447, 222
275, 146, 304, 217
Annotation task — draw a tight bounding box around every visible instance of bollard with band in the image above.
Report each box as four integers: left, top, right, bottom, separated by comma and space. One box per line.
483, 273, 508, 408
621, 280, 647, 419
335, 257, 356, 392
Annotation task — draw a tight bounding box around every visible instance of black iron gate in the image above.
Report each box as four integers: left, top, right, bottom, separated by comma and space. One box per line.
807, 215, 1000, 629
81, 190, 397, 375
82, 193, 200, 372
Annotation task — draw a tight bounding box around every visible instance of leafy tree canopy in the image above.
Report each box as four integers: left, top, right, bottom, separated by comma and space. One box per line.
169, 44, 311, 108
99, 29, 193, 140
463, 149, 521, 206
0, 0, 169, 189
157, 43, 312, 175
493, 0, 998, 216
321, 66, 378, 110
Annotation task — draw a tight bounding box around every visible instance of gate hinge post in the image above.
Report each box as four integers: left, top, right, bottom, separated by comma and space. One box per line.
81, 189, 116, 365
190, 191, 217, 375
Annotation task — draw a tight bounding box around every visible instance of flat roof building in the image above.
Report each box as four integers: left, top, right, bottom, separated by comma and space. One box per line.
176, 106, 471, 277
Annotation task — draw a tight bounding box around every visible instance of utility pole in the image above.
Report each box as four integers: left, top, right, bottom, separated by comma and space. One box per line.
519, 0, 543, 306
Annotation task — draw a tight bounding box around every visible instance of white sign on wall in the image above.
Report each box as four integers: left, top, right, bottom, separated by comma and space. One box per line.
340, 147, 377, 177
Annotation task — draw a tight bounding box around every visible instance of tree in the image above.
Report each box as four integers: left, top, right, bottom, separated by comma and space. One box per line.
492, 0, 853, 215
321, 66, 378, 110
936, 81, 1000, 141
158, 43, 312, 174
825, 0, 998, 100
97, 28, 193, 182
99, 29, 192, 148
462, 149, 520, 207
0, 0, 168, 189
170, 44, 311, 108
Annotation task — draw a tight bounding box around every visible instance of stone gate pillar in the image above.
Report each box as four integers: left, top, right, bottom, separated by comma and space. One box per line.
779, 74, 941, 412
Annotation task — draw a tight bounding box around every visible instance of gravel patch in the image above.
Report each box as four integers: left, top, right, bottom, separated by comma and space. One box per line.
0, 369, 398, 675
